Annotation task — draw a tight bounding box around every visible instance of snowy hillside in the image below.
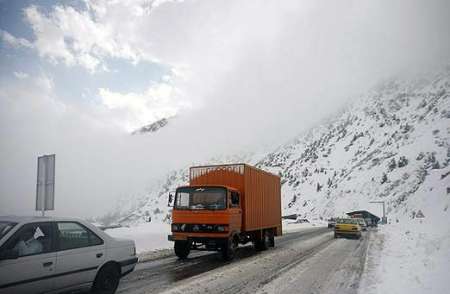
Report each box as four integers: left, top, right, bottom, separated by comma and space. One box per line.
102, 67, 449, 227
258, 68, 450, 221
99, 151, 263, 226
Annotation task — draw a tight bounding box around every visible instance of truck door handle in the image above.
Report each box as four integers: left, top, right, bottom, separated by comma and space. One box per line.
96, 253, 103, 258
43, 262, 53, 267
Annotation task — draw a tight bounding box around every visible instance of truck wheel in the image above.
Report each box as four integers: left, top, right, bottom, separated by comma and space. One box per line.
268, 230, 275, 247
255, 231, 270, 251
174, 240, 191, 259
222, 237, 238, 261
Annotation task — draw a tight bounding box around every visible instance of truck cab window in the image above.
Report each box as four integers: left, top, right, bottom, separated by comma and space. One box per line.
176, 192, 190, 208
231, 192, 240, 207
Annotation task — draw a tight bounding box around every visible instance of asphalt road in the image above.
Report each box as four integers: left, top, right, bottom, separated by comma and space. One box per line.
117, 227, 371, 294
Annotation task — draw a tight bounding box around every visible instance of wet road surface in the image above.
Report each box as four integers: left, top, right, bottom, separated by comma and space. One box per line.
117, 227, 370, 294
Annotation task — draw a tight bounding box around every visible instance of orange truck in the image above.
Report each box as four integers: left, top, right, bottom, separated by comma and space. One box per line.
168, 163, 282, 260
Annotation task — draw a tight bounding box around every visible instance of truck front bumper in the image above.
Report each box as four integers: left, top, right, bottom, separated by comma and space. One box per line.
168, 234, 188, 241
168, 232, 230, 242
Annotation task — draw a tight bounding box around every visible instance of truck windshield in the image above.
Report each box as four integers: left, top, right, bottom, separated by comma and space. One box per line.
175, 187, 226, 210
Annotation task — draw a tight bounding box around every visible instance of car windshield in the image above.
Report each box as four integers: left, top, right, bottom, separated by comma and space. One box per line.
175, 187, 226, 210
336, 218, 358, 224
0, 221, 17, 239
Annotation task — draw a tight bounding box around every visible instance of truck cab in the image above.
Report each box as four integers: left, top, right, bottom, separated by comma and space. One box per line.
168, 185, 242, 260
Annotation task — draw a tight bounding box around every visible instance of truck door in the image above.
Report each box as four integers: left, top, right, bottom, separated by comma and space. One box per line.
229, 191, 242, 232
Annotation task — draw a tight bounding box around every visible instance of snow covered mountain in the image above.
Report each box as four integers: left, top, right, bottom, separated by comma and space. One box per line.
102, 67, 450, 226
257, 68, 450, 222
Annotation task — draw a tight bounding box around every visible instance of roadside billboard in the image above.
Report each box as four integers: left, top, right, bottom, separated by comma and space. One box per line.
36, 154, 55, 214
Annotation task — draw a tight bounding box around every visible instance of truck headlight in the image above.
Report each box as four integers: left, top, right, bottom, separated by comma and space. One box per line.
216, 225, 227, 232
172, 224, 180, 231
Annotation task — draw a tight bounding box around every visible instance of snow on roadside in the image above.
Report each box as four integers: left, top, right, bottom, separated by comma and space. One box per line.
105, 222, 172, 254
103, 219, 326, 256
361, 222, 450, 294
282, 219, 327, 233
360, 168, 450, 294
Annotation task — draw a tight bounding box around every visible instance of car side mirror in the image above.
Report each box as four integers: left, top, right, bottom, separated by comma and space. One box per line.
0, 249, 19, 260
168, 193, 174, 207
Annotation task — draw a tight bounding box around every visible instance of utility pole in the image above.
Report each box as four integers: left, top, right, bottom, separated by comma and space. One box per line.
370, 201, 387, 224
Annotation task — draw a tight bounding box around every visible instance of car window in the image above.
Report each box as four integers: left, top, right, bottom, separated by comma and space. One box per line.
57, 222, 103, 251
3, 223, 53, 257
0, 221, 17, 239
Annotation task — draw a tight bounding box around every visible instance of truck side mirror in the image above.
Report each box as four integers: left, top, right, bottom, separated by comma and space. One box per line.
168, 193, 174, 207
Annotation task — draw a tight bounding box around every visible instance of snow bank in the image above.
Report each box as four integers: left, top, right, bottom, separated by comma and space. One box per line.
105, 222, 171, 254
103, 219, 327, 255
360, 167, 450, 294
361, 221, 450, 294
282, 219, 327, 233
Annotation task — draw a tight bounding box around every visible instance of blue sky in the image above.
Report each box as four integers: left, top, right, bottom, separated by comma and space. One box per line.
0, 0, 176, 130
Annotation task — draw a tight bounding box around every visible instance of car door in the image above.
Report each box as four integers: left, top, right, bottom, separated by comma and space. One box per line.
0, 222, 56, 294
52, 221, 105, 292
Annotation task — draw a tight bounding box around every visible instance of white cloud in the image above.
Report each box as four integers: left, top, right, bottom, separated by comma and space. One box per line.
0, 29, 33, 48
21, 2, 159, 73
13, 71, 29, 79
24, 6, 76, 66
98, 80, 190, 131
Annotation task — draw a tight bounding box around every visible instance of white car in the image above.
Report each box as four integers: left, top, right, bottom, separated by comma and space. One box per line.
0, 216, 137, 294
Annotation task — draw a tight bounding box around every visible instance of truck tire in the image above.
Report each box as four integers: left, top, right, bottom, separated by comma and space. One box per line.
268, 230, 275, 248
269, 235, 275, 247
174, 240, 191, 259
222, 237, 238, 261
255, 231, 270, 251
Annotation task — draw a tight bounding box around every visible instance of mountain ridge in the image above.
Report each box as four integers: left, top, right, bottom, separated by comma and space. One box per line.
98, 67, 450, 226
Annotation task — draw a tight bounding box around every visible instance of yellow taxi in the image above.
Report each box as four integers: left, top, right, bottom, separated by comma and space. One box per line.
334, 218, 362, 239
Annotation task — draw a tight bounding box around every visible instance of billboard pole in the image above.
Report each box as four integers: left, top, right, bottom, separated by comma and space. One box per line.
370, 201, 386, 224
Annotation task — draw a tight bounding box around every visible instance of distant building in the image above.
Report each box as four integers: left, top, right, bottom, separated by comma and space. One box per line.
346, 210, 380, 226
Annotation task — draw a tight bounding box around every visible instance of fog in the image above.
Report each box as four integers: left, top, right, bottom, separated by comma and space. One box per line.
1, 0, 449, 218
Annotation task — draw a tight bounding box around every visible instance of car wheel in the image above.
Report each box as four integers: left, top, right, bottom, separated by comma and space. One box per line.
92, 263, 120, 294
174, 240, 191, 259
